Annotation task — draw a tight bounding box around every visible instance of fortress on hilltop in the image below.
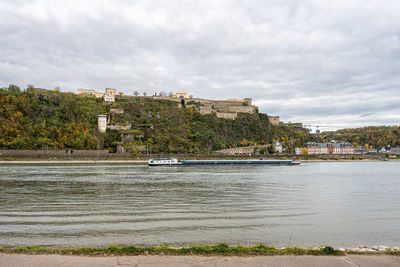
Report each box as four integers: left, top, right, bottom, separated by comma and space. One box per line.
78, 88, 285, 124
77, 88, 282, 125
154, 92, 257, 120
78, 88, 260, 120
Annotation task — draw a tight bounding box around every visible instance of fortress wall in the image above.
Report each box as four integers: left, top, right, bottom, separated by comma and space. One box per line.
213, 101, 243, 108
193, 98, 245, 107
216, 112, 237, 120
268, 116, 280, 126
110, 108, 124, 114
186, 104, 197, 109
227, 106, 256, 114
151, 96, 181, 102
194, 99, 214, 105
70, 150, 109, 155
108, 124, 132, 131
213, 144, 271, 155
243, 98, 252, 105
127, 145, 146, 152
198, 106, 213, 114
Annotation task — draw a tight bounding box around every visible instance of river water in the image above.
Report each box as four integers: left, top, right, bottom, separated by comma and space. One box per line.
0, 162, 399, 248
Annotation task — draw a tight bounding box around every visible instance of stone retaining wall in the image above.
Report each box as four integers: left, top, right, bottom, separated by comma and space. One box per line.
0, 150, 388, 160
0, 149, 109, 158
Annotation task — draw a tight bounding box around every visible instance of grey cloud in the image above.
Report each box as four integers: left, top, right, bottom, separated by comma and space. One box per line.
0, 0, 400, 129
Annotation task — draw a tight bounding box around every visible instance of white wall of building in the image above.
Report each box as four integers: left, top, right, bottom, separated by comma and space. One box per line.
98, 115, 107, 133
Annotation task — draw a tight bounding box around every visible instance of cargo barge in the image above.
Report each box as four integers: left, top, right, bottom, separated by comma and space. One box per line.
148, 158, 300, 166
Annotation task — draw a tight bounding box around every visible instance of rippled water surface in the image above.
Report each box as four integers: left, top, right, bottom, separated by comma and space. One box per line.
0, 162, 399, 247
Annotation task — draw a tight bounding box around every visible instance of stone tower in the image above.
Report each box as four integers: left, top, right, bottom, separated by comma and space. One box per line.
98, 115, 107, 133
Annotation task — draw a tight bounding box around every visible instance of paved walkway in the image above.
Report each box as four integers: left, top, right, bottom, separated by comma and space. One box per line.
1, 254, 399, 267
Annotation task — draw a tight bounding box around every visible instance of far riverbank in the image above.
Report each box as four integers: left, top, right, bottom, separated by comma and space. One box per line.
0, 159, 395, 164
1, 151, 398, 164
0, 150, 398, 163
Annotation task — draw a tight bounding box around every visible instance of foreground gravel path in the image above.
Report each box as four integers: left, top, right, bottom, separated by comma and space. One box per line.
1, 254, 399, 267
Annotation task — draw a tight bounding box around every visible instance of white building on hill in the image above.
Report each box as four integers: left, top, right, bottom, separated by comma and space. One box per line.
104, 88, 116, 102
98, 115, 107, 133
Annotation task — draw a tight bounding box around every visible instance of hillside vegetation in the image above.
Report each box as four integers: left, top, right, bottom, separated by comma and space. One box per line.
324, 126, 400, 148
0, 85, 309, 153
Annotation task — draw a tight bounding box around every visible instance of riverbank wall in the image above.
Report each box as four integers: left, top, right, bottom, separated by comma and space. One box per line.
0, 149, 395, 161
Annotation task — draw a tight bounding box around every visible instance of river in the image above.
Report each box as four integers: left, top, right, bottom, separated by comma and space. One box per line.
0, 161, 399, 248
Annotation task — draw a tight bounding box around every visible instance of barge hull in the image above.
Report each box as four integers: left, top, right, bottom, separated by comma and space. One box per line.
180, 160, 298, 165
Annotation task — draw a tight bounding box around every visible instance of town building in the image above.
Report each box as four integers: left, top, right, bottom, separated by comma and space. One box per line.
274, 141, 283, 153
296, 142, 355, 155
305, 142, 329, 154
377, 145, 400, 154
332, 142, 354, 154
389, 146, 400, 154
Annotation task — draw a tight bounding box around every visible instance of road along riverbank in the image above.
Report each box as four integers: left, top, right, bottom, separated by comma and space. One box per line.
1, 253, 399, 267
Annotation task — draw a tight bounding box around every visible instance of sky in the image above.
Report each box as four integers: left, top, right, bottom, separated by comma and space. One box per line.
1, 0, 400, 131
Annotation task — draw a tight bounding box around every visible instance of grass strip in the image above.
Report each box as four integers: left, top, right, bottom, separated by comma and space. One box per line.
0, 244, 346, 256
2, 244, 398, 256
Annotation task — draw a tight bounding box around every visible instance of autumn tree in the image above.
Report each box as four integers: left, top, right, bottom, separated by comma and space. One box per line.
240, 138, 248, 146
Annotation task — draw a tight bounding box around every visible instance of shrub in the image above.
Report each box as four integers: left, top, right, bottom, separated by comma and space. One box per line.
322, 246, 340, 255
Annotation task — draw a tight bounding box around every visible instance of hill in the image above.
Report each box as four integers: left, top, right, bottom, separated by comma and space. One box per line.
323, 126, 400, 148
0, 85, 310, 153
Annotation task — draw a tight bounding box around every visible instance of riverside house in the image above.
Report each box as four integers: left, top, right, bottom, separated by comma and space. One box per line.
299, 142, 355, 155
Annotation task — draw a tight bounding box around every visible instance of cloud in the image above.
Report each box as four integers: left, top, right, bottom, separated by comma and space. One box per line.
1, 0, 400, 130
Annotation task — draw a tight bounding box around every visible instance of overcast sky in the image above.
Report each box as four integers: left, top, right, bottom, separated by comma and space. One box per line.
1, 0, 400, 131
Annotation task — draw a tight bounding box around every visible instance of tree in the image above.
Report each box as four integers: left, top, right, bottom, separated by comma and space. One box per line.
168, 92, 173, 97
259, 147, 267, 155
240, 138, 248, 146
133, 90, 139, 96
302, 147, 308, 154
26, 84, 35, 95
8, 84, 20, 93
143, 92, 147, 96
268, 144, 276, 154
